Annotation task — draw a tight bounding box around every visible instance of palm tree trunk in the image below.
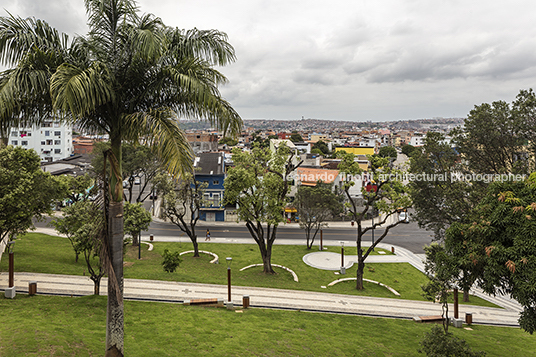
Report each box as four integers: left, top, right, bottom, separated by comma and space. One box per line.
106, 200, 124, 357
106, 137, 124, 357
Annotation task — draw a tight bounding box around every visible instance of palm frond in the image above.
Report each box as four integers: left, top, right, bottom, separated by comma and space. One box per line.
51, 61, 115, 119
166, 27, 236, 67
122, 107, 194, 176
0, 12, 69, 67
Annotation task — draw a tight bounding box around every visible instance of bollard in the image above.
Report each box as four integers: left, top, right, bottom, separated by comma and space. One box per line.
465, 312, 473, 325
391, 247, 395, 254
243, 295, 250, 309
29, 281, 37, 296
150, 234, 154, 241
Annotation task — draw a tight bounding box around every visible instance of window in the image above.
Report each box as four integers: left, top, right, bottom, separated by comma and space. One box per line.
41, 141, 46, 145
54, 131, 61, 137
54, 149, 61, 154
45, 131, 50, 136
203, 193, 210, 205
54, 122, 60, 127
46, 140, 53, 145
54, 140, 61, 145
213, 180, 220, 185
212, 193, 221, 206
21, 141, 28, 146
42, 122, 52, 128
11, 140, 18, 145
11, 131, 18, 137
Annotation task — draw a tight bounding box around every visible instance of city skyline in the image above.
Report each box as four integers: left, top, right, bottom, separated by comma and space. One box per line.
2, 0, 536, 122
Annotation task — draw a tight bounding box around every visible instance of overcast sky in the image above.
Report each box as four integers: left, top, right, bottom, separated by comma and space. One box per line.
2, 0, 536, 122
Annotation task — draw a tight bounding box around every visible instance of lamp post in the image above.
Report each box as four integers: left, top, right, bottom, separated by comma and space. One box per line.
8, 240, 15, 288
340, 241, 346, 275
226, 257, 232, 303
138, 232, 141, 260
371, 207, 375, 252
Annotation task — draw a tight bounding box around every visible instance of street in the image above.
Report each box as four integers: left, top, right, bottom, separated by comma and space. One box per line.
147, 220, 435, 254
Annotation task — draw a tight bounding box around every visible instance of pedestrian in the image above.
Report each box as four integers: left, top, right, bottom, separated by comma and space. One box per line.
205, 229, 211, 241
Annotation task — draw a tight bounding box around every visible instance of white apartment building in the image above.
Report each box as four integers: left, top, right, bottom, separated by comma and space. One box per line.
9, 120, 73, 162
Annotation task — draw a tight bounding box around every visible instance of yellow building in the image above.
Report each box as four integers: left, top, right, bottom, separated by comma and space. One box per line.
335, 146, 375, 156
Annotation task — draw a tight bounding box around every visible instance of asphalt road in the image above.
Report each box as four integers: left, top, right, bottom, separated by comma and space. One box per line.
147, 220, 435, 254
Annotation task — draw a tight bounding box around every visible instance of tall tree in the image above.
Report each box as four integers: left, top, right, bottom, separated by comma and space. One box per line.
0, 146, 65, 245
453, 92, 535, 175
0, 1, 242, 355
53, 200, 106, 295
158, 171, 208, 257
445, 174, 536, 333
295, 182, 343, 249
225, 143, 302, 273
336, 151, 412, 290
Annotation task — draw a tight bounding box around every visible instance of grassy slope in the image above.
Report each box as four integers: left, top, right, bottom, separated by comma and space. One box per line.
0, 295, 534, 357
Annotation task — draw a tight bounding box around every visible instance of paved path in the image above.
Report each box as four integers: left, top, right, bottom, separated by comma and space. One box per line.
0, 272, 521, 327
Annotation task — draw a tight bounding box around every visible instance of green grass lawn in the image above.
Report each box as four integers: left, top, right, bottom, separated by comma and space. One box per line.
0, 294, 534, 357
0, 233, 497, 307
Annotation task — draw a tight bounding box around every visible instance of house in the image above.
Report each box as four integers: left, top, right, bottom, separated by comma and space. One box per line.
194, 152, 226, 221
186, 132, 218, 154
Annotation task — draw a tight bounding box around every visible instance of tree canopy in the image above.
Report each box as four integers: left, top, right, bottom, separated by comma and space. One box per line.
225, 143, 302, 273
445, 174, 536, 333
0, 146, 65, 245
378, 145, 397, 161
295, 182, 343, 249
336, 150, 412, 289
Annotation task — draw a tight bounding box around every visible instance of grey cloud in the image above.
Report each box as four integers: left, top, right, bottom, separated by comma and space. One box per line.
6, 0, 87, 35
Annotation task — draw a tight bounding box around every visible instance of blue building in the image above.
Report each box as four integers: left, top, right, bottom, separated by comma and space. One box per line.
194, 152, 226, 221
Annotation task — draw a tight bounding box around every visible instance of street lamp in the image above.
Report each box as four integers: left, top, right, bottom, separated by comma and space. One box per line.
8, 240, 15, 288
226, 257, 232, 303
340, 241, 346, 275
371, 207, 375, 252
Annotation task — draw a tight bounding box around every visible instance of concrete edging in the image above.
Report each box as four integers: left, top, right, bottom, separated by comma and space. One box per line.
327, 277, 401, 296
179, 250, 219, 264
240, 263, 299, 282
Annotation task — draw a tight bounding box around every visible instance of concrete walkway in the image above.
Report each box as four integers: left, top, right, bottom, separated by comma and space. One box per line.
1, 225, 523, 327
0, 272, 521, 327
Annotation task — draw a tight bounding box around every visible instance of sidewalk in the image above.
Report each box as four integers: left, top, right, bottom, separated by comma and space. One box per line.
0, 272, 521, 327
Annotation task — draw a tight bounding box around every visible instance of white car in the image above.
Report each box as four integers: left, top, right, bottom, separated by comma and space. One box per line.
399, 211, 409, 223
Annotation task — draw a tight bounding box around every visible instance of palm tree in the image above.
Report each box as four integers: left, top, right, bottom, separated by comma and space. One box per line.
0, 1, 242, 355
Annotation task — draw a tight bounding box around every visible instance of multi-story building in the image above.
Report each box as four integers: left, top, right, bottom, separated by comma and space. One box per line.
9, 120, 73, 162
194, 152, 226, 222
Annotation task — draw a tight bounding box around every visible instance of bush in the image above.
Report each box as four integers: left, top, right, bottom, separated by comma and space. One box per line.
161, 249, 182, 273
419, 325, 486, 357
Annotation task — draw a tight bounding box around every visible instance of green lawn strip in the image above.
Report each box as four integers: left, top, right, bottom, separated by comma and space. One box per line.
0, 295, 533, 357
1, 233, 496, 307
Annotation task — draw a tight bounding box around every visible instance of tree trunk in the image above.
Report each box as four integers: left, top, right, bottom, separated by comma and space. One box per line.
262, 251, 274, 274
106, 201, 124, 357
132, 232, 139, 246
356, 259, 365, 290
306, 228, 312, 249
93, 277, 101, 295
192, 238, 200, 257
463, 289, 470, 302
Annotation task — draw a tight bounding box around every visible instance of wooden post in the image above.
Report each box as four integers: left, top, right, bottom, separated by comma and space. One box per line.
454, 288, 459, 319
242, 295, 250, 309
227, 267, 232, 302
8, 251, 14, 288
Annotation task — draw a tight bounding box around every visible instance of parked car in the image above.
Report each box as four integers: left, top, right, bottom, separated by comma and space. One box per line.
134, 177, 141, 185
399, 211, 409, 223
